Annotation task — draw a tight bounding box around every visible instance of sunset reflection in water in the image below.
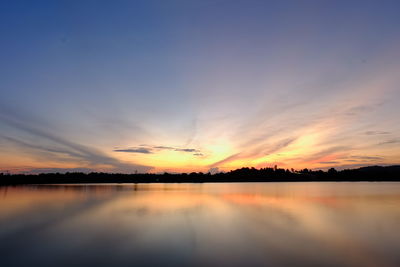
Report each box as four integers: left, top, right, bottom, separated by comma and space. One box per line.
1, 182, 400, 267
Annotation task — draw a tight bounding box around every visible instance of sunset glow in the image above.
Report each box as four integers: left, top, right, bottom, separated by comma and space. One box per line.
0, 1, 399, 173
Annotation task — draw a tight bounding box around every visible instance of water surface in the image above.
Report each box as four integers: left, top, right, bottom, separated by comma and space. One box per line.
1, 182, 400, 267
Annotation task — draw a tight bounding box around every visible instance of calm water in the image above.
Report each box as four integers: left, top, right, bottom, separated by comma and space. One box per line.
1, 182, 400, 267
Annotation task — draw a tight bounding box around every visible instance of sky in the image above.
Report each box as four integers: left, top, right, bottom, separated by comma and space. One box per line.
0, 0, 400, 174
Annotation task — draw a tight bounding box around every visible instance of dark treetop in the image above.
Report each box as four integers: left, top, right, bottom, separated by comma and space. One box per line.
1, 165, 400, 185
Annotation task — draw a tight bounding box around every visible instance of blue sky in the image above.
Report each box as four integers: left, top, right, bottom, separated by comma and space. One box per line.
1, 0, 400, 173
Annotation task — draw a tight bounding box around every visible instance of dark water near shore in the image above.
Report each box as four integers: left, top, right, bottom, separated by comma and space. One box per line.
1, 182, 400, 267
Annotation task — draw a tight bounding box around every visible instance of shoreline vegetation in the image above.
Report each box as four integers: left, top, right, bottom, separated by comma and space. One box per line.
1, 165, 400, 185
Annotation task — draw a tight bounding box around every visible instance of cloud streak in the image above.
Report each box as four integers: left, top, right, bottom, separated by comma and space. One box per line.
114, 148, 153, 154
379, 139, 400, 145
174, 148, 199, 152
364, 131, 390, 135
114, 145, 202, 156
0, 108, 152, 173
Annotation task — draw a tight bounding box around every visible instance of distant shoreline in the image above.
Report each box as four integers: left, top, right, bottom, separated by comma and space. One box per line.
1, 165, 399, 185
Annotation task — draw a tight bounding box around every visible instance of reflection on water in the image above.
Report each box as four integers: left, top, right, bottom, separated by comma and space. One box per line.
1, 182, 400, 267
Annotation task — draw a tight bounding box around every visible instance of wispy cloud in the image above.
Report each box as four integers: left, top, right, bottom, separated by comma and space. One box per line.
209, 137, 297, 168
347, 155, 384, 160
114, 148, 153, 154
210, 153, 241, 168
114, 145, 202, 156
174, 148, 199, 152
301, 146, 348, 163
0, 108, 152, 173
153, 146, 175, 150
379, 139, 400, 145
345, 105, 376, 116
364, 131, 390, 135
263, 138, 297, 156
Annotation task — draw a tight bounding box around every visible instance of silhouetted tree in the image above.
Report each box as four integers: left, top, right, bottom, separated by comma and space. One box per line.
1, 165, 400, 185
328, 168, 337, 174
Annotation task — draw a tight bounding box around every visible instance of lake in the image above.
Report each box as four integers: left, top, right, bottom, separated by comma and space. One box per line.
1, 182, 400, 267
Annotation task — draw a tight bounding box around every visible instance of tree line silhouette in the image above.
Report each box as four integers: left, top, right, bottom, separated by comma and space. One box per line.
1, 165, 400, 185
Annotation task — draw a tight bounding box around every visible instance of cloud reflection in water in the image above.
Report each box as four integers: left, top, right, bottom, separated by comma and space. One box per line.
1, 183, 400, 267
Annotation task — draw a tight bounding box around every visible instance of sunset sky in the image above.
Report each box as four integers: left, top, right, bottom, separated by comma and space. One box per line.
1, 0, 400, 173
